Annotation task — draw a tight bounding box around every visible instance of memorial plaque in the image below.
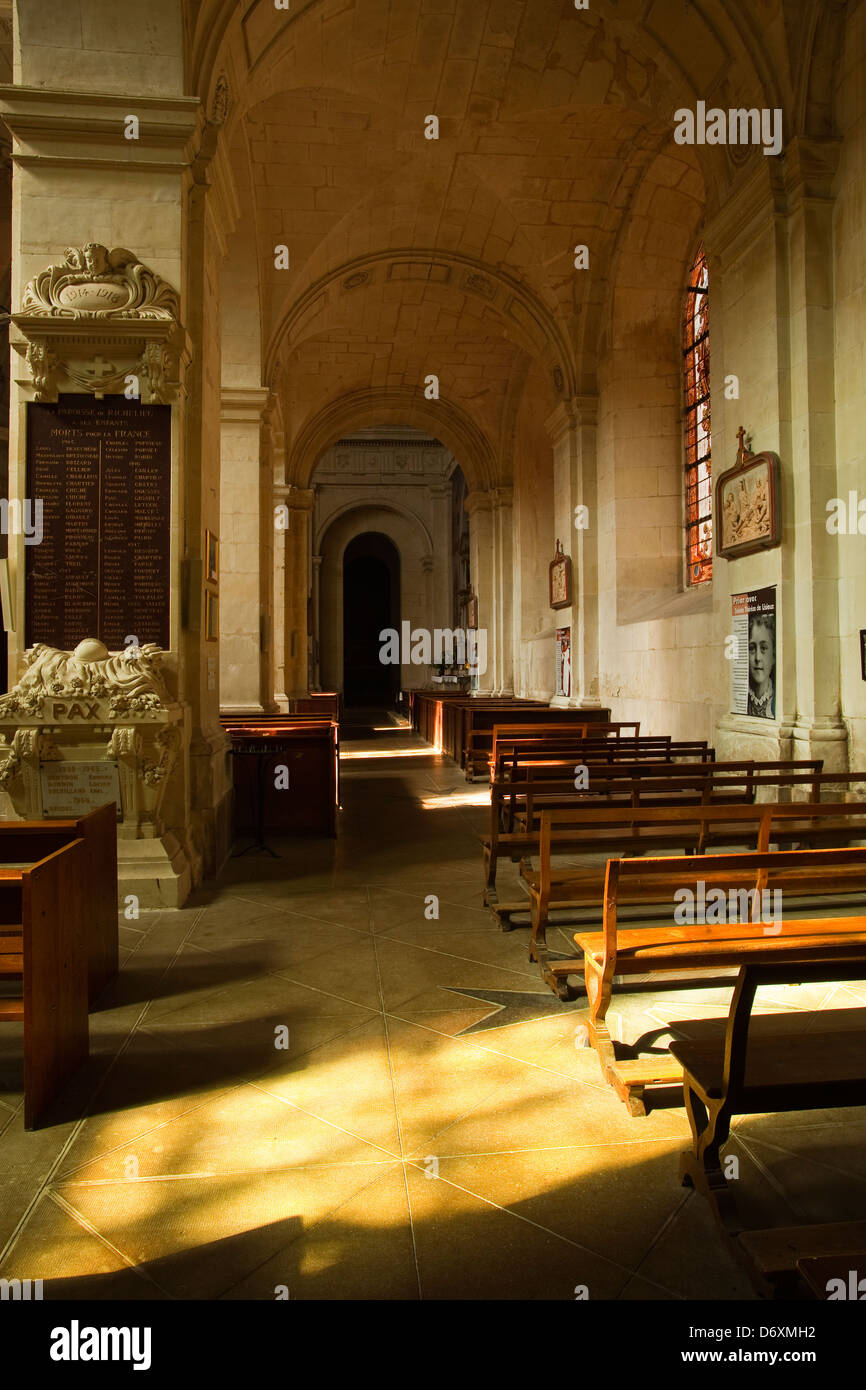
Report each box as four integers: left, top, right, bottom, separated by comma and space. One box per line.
40, 760, 121, 818
26, 395, 171, 650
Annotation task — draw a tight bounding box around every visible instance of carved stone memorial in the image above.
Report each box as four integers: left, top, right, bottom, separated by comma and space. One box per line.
0, 640, 189, 906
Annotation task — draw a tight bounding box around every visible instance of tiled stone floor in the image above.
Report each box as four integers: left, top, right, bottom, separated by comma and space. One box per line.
1, 710, 865, 1300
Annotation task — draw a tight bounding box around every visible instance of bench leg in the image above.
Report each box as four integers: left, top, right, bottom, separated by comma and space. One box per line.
528, 896, 580, 1000
679, 1082, 740, 1230
584, 958, 617, 1072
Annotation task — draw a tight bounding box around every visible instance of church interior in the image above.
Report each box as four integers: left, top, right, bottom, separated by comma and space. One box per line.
0, 0, 865, 1320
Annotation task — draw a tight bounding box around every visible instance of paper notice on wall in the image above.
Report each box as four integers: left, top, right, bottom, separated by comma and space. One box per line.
731, 586, 776, 718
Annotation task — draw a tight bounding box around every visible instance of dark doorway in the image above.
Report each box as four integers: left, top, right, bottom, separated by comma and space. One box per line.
342, 533, 400, 707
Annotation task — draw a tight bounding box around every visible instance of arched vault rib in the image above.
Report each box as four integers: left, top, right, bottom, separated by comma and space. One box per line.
264, 250, 577, 403
290, 387, 497, 493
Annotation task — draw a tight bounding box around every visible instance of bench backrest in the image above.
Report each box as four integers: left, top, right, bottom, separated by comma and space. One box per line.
602, 845, 866, 963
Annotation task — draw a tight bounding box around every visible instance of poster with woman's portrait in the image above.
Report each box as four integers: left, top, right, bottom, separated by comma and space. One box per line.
731, 587, 776, 718
556, 626, 572, 699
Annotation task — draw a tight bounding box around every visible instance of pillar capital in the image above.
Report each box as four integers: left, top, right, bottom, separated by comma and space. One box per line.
465, 488, 492, 517
275, 486, 315, 511
782, 136, 843, 208
220, 386, 272, 423
544, 396, 597, 445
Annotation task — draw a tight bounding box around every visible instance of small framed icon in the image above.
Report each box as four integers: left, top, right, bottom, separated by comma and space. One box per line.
205, 590, 219, 642
205, 530, 219, 584
549, 540, 572, 610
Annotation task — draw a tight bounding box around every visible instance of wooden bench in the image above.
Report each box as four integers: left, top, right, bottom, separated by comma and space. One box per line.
670, 953, 866, 1232
0, 839, 89, 1128
463, 714, 625, 779
574, 845, 866, 1116
491, 735, 714, 783
524, 800, 866, 997
0, 803, 118, 1005
482, 762, 808, 899
736, 1219, 866, 1299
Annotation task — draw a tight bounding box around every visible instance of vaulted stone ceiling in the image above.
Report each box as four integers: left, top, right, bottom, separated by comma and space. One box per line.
196, 0, 844, 485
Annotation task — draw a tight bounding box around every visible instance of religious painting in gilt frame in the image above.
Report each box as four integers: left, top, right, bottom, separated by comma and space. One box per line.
205, 530, 219, 584
549, 540, 572, 610
205, 590, 219, 642
715, 428, 781, 561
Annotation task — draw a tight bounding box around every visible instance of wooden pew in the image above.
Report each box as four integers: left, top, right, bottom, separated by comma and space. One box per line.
495, 760, 831, 837
0, 803, 118, 1005
575, 845, 866, 1115
736, 1220, 866, 1300
525, 799, 866, 996
0, 839, 89, 1129
482, 763, 819, 896
492, 738, 716, 786
670, 954, 866, 1232
462, 711, 620, 779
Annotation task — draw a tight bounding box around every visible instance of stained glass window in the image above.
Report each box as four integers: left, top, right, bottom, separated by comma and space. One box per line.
683, 244, 711, 584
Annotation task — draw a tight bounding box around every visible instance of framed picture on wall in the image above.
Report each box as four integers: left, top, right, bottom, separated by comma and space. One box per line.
205, 530, 219, 584
715, 429, 781, 560
205, 590, 219, 642
549, 540, 572, 610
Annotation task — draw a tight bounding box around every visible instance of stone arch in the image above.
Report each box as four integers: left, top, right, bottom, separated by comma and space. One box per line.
314, 496, 434, 559
290, 387, 497, 492
317, 502, 435, 694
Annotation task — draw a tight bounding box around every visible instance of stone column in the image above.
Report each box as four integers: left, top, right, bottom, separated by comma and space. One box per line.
219, 387, 271, 714
466, 489, 494, 694
785, 138, 848, 770
545, 399, 601, 708
310, 553, 323, 690
491, 487, 514, 696
283, 488, 314, 699
429, 481, 453, 629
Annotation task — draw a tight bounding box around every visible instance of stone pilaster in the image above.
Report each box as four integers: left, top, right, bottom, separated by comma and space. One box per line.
465, 489, 494, 694
219, 386, 272, 714
283, 488, 314, 699
784, 137, 848, 770
545, 399, 600, 708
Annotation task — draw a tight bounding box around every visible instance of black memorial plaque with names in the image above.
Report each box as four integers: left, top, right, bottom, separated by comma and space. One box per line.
25, 396, 171, 651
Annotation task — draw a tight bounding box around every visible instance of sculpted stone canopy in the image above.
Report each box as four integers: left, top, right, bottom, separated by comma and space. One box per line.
20, 244, 180, 321
12, 244, 187, 402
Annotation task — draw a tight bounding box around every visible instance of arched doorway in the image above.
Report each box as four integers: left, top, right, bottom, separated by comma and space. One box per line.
342, 533, 400, 707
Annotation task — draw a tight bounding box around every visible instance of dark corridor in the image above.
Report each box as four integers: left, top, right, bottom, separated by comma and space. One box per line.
342, 533, 400, 707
